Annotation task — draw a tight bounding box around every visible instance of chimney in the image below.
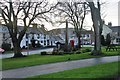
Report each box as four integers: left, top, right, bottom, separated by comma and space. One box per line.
41, 24, 45, 29
32, 23, 37, 28
108, 22, 112, 27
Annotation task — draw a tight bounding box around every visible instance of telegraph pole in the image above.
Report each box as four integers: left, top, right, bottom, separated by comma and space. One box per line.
65, 20, 68, 52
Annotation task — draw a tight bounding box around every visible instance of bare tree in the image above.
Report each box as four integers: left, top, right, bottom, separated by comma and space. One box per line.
55, 1, 88, 48
0, 0, 57, 57
86, 0, 103, 55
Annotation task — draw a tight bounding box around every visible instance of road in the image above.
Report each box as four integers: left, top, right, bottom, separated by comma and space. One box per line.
0, 48, 53, 59
1, 56, 119, 78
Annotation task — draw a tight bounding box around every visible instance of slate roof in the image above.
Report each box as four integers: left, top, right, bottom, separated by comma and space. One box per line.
109, 26, 120, 33
48, 28, 93, 35
0, 24, 48, 34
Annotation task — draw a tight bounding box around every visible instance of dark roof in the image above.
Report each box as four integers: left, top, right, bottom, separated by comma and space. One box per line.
26, 27, 43, 34
0, 24, 48, 34
48, 28, 93, 35
109, 26, 120, 32
18, 25, 47, 34
50, 35, 63, 41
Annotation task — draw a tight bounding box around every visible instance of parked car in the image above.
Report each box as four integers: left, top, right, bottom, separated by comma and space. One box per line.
0, 48, 5, 54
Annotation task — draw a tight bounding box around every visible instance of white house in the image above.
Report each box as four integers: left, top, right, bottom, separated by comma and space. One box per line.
0, 24, 12, 47
102, 24, 112, 39
102, 23, 120, 45
0, 24, 58, 49
48, 28, 94, 46
109, 26, 120, 44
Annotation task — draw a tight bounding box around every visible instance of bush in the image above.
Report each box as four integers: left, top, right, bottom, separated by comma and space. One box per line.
41, 51, 47, 55
101, 35, 106, 46
106, 34, 111, 46
72, 48, 78, 51
58, 50, 64, 55
64, 52, 73, 54
82, 48, 91, 53
52, 50, 64, 55
75, 51, 81, 54
2, 43, 11, 51
52, 48, 58, 55
85, 48, 91, 52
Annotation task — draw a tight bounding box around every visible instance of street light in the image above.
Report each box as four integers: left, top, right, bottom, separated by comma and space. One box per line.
27, 34, 30, 55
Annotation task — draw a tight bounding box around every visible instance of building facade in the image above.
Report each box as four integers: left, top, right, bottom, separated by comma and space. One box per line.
109, 26, 120, 44
0, 24, 59, 49
48, 28, 94, 46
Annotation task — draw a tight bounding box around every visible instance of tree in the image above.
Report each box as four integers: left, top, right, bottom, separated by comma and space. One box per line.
101, 35, 106, 46
0, 0, 57, 57
55, 1, 88, 48
86, 0, 103, 55
65, 20, 69, 52
106, 33, 111, 46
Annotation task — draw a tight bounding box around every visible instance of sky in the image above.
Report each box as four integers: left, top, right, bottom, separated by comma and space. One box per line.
0, 0, 119, 30
103, 0, 119, 26
44, 0, 120, 30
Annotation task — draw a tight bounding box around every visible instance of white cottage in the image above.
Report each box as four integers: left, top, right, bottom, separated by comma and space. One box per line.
0, 24, 55, 49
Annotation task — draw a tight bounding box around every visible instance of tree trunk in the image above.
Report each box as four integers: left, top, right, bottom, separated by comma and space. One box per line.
78, 36, 81, 49
89, 4, 102, 55
65, 20, 69, 52
93, 29, 97, 50
12, 39, 25, 58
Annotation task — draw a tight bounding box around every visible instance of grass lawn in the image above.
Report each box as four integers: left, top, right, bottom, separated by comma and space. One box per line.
2, 47, 120, 70
29, 61, 119, 78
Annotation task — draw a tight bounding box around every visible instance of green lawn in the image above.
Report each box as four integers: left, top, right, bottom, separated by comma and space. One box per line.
29, 61, 119, 78
2, 47, 120, 70
2, 53, 96, 70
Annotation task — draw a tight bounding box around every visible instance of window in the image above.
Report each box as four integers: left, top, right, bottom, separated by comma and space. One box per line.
44, 40, 46, 45
118, 32, 120, 36
47, 40, 49, 46
44, 35, 46, 39
32, 34, 34, 39
87, 34, 90, 37
116, 38, 120, 43
41, 41, 43, 43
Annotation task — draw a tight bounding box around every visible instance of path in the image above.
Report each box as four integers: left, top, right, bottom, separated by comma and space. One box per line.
1, 56, 119, 78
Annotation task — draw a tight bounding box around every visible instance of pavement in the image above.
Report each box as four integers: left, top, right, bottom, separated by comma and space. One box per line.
0, 48, 53, 59
1, 56, 119, 78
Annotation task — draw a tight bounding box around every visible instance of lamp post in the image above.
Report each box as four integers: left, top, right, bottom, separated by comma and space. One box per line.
81, 34, 84, 48
27, 34, 29, 55
65, 20, 68, 52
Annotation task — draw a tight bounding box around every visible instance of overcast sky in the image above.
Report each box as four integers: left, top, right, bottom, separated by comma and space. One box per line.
1, 0, 119, 30
44, 0, 120, 30
103, 0, 119, 26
